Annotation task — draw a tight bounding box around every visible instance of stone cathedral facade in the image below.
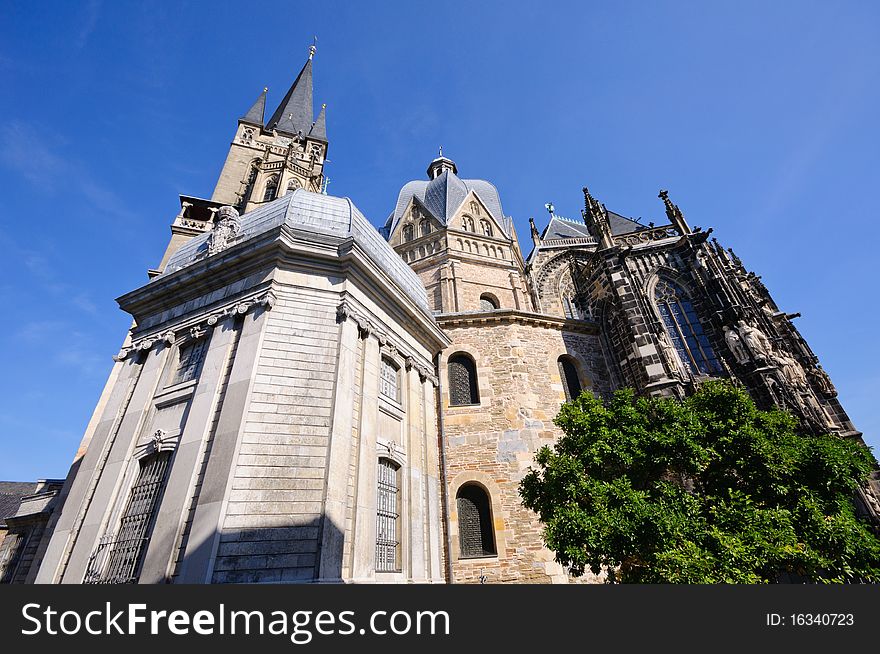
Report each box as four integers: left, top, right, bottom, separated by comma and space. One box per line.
12, 50, 877, 585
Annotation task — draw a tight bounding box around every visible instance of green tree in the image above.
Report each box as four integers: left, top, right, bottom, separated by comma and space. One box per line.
519, 380, 880, 583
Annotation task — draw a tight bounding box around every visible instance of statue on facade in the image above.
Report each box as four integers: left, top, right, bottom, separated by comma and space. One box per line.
808, 365, 837, 398
207, 205, 242, 255
723, 325, 750, 364
656, 329, 683, 376
736, 321, 772, 363
774, 351, 809, 392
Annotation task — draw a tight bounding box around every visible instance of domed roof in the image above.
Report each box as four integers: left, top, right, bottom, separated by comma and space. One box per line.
160, 190, 430, 312
382, 165, 511, 239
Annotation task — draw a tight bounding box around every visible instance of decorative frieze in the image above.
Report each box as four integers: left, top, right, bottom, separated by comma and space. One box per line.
114, 290, 276, 361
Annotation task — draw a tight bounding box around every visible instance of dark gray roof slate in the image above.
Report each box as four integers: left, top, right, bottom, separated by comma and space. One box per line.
266, 57, 313, 137
240, 88, 267, 125
386, 170, 509, 239
309, 104, 327, 142
0, 482, 38, 526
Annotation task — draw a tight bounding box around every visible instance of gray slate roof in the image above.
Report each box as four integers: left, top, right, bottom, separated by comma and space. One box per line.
240, 88, 267, 125
0, 481, 38, 527
542, 211, 644, 240
383, 169, 511, 239
309, 104, 327, 142
161, 190, 430, 313
266, 57, 314, 137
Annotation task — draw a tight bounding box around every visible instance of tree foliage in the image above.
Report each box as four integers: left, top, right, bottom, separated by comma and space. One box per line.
519, 380, 880, 583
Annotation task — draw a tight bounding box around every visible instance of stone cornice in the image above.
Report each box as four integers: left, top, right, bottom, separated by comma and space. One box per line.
114, 290, 276, 362
336, 298, 438, 385
436, 308, 600, 334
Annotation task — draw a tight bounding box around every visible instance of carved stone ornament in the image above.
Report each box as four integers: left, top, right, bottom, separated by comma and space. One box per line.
207, 205, 242, 256
723, 325, 750, 364
736, 320, 772, 362
656, 330, 683, 376
808, 365, 837, 398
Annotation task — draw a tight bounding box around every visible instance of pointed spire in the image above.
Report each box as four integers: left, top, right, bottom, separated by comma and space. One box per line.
309, 103, 327, 141
658, 189, 691, 235
267, 46, 315, 137
240, 87, 267, 125
581, 187, 614, 249
529, 216, 542, 246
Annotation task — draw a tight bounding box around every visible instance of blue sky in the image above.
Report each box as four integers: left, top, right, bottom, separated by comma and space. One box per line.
0, 1, 878, 480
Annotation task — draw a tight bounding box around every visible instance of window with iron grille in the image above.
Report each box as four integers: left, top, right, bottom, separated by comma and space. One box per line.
375, 458, 400, 572
448, 354, 479, 406
379, 358, 400, 402
85, 451, 171, 584
457, 484, 495, 558
171, 339, 208, 386
558, 355, 582, 401
263, 176, 278, 202
654, 279, 722, 376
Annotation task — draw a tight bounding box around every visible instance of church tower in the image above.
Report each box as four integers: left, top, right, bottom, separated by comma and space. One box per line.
152, 46, 329, 278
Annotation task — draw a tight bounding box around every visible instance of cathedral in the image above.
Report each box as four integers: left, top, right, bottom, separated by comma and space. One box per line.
7, 48, 877, 584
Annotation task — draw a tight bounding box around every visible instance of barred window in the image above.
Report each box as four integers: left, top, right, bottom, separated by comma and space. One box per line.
85, 451, 171, 584
380, 358, 400, 402
479, 293, 498, 312
558, 355, 582, 401
262, 176, 278, 202
654, 279, 722, 375
376, 458, 400, 572
172, 339, 208, 385
457, 484, 495, 558
448, 353, 479, 406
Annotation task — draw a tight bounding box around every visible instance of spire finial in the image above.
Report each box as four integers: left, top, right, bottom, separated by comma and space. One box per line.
658, 188, 691, 235
263, 86, 268, 93
439, 145, 443, 157
529, 216, 542, 246
544, 202, 555, 218
309, 36, 317, 60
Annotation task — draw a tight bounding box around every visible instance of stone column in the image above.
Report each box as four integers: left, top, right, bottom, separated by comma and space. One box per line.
422, 373, 443, 582
510, 271, 523, 310
405, 362, 426, 581
139, 318, 239, 583
35, 351, 148, 583
450, 261, 461, 312
62, 342, 172, 583
176, 306, 269, 583
316, 313, 360, 582
351, 330, 380, 581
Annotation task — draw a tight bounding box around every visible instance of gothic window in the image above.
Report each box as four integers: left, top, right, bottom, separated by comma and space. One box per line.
557, 355, 582, 401
376, 458, 400, 572
86, 451, 171, 584
448, 353, 479, 406
654, 279, 722, 375
480, 219, 493, 237
380, 358, 400, 402
420, 219, 431, 237
462, 216, 475, 232
403, 223, 414, 242
171, 338, 208, 386
240, 126, 254, 145
457, 484, 495, 558
479, 293, 499, 311
286, 178, 301, 195
309, 143, 323, 159
239, 158, 262, 210
560, 273, 582, 319
262, 176, 278, 202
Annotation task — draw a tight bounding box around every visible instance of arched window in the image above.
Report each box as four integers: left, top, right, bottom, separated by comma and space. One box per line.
654, 279, 722, 375
480, 219, 493, 237
479, 293, 499, 311
419, 219, 431, 237
557, 355, 582, 401
462, 216, 475, 232
376, 458, 400, 572
286, 178, 301, 195
448, 353, 479, 406
380, 358, 400, 402
262, 176, 278, 202
457, 484, 495, 558
403, 224, 414, 242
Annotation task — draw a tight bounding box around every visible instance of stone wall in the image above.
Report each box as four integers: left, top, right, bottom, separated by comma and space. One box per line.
438, 316, 610, 583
